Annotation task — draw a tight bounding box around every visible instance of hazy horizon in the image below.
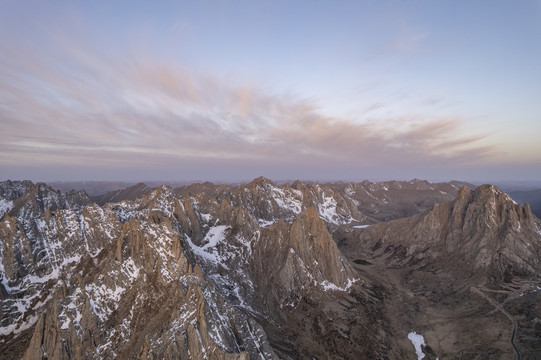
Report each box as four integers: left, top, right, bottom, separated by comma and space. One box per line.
1, 1, 540, 182
4, 173, 541, 190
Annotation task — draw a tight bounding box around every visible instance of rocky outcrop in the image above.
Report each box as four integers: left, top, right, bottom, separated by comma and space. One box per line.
355, 185, 541, 280
250, 207, 357, 307
508, 188, 541, 219
0, 180, 34, 202
10, 183, 90, 217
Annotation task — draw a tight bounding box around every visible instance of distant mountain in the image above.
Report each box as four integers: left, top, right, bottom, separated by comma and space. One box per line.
90, 182, 153, 205
1, 178, 539, 359
49, 181, 210, 197
49, 181, 135, 196
176, 177, 474, 226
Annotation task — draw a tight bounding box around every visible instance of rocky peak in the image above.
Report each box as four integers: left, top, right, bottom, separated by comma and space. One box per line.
247, 176, 274, 188
408, 178, 432, 189
9, 182, 90, 218
453, 184, 535, 231
288, 207, 356, 285
291, 179, 305, 189
357, 184, 541, 280
0, 180, 35, 201
246, 207, 358, 313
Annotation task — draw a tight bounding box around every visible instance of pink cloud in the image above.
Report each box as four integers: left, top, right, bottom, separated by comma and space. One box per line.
0, 15, 494, 174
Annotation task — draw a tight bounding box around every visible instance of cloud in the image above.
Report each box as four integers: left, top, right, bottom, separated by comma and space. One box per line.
0, 10, 494, 180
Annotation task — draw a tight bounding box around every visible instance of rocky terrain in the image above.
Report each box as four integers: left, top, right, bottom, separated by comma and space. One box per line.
508, 189, 541, 219
1, 178, 539, 359
338, 184, 541, 359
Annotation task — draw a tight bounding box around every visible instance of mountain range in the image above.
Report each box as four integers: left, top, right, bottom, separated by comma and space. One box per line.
1, 178, 540, 359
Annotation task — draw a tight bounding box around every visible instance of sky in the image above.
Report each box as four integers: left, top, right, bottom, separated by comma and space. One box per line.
1, 0, 540, 183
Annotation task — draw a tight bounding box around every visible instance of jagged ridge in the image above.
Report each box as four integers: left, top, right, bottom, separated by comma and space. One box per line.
355, 184, 541, 281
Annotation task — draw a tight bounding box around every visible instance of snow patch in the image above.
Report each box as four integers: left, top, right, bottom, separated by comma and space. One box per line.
408, 331, 426, 359
121, 258, 140, 280
200, 213, 212, 222
318, 195, 340, 224
257, 218, 275, 227
321, 278, 358, 292
202, 225, 229, 249
0, 314, 39, 336
408, 331, 438, 360
271, 186, 303, 214
85, 281, 126, 322
352, 225, 370, 229
60, 317, 71, 330
185, 226, 231, 267
0, 198, 14, 215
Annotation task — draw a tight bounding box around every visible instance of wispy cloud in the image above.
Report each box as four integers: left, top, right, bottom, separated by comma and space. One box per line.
0, 10, 493, 178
